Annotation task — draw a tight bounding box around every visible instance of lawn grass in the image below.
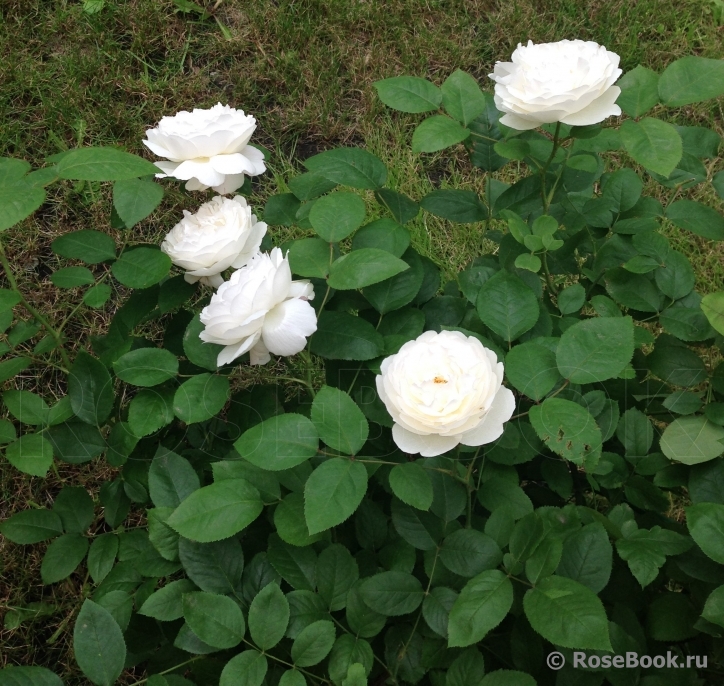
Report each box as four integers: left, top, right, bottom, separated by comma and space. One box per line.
0, 0, 723, 678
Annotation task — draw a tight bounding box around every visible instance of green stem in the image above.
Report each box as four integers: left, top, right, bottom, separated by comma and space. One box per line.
0, 240, 71, 369
242, 638, 331, 684
541, 252, 558, 296
127, 657, 203, 686
540, 122, 562, 214
465, 447, 483, 528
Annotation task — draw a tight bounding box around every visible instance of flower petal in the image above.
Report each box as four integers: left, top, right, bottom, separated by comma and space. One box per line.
261, 298, 317, 357
498, 112, 541, 131
559, 86, 621, 126
460, 386, 516, 447
391, 424, 460, 457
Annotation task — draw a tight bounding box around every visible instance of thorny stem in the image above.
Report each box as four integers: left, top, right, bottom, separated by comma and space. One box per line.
465, 447, 483, 528
0, 240, 71, 369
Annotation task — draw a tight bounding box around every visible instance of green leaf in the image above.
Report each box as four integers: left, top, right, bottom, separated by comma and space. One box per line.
304, 148, 387, 190
288, 238, 332, 278
616, 407, 653, 457
248, 581, 290, 650
363, 247, 425, 314
0, 357, 31, 383
447, 648, 485, 686
317, 544, 359, 611
166, 479, 263, 543
275, 493, 323, 547
616, 65, 660, 117
478, 478, 533, 520
480, 671, 535, 686
529, 398, 602, 466
182, 591, 245, 649
57, 147, 159, 181
73, 599, 126, 686
0, 161, 45, 231
183, 313, 223, 371
265, 193, 301, 226
702, 292, 724, 335
235, 413, 319, 471
304, 458, 367, 534
83, 284, 112, 308
703, 585, 724, 629
557, 284, 586, 315
113, 348, 178, 386
687, 502, 724, 564
291, 620, 336, 666
328, 249, 409, 290
514, 253, 541, 273
412, 115, 470, 153
41, 533, 89, 584
351, 218, 411, 258
46, 420, 105, 464
309, 192, 366, 242
87, 533, 118, 584
178, 537, 244, 595
50, 266, 95, 288
328, 636, 373, 683
477, 270, 538, 342
525, 536, 563, 584
440, 69, 487, 125
666, 200, 724, 241
3, 390, 50, 425
661, 416, 724, 465
440, 529, 503, 578
556, 316, 634, 384
311, 311, 384, 360
268, 535, 316, 590
220, 651, 268, 686
523, 575, 612, 651
658, 56, 724, 106
288, 172, 337, 201
280, 671, 307, 686
616, 526, 691, 587
173, 373, 229, 423
51, 230, 116, 264
128, 387, 175, 437
655, 250, 695, 299
620, 118, 683, 177
4, 433, 54, 476
112, 178, 163, 228
360, 571, 424, 616
447, 570, 513, 647
0, 509, 63, 544
556, 523, 612, 593
0, 289, 21, 313
647, 339, 707, 387
389, 462, 433, 511
148, 450, 200, 508
311, 386, 368, 455
374, 188, 420, 224
69, 351, 114, 425
111, 247, 171, 288
0, 667, 63, 686
505, 342, 559, 401
53, 486, 94, 533
420, 189, 487, 223
374, 76, 442, 113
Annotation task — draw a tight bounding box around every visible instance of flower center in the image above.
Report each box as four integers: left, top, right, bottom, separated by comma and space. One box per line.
433, 376, 448, 384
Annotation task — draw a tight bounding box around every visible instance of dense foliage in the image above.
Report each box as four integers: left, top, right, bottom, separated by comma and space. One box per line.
2, 45, 724, 686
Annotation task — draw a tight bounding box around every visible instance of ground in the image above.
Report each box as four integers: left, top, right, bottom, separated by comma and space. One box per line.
0, 0, 723, 678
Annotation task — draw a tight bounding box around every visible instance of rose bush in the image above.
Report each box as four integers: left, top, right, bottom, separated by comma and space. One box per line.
2, 41, 724, 686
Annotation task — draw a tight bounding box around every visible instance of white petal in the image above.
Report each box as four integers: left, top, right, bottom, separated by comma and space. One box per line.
559, 86, 621, 126
185, 177, 208, 191
392, 424, 460, 457
217, 332, 260, 366
460, 387, 516, 447
209, 153, 257, 176
261, 298, 317, 356
173, 159, 225, 187
498, 112, 543, 131
211, 173, 246, 195
249, 339, 271, 366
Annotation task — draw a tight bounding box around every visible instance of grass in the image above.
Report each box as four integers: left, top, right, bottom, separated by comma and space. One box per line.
0, 0, 723, 678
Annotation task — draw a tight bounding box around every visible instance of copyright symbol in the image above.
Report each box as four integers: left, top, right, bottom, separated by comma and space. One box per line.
547, 652, 565, 670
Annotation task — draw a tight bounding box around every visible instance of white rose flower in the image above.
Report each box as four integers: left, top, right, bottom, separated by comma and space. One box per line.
199, 247, 317, 366
161, 195, 267, 288
143, 103, 266, 194
377, 330, 516, 457
489, 39, 622, 131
